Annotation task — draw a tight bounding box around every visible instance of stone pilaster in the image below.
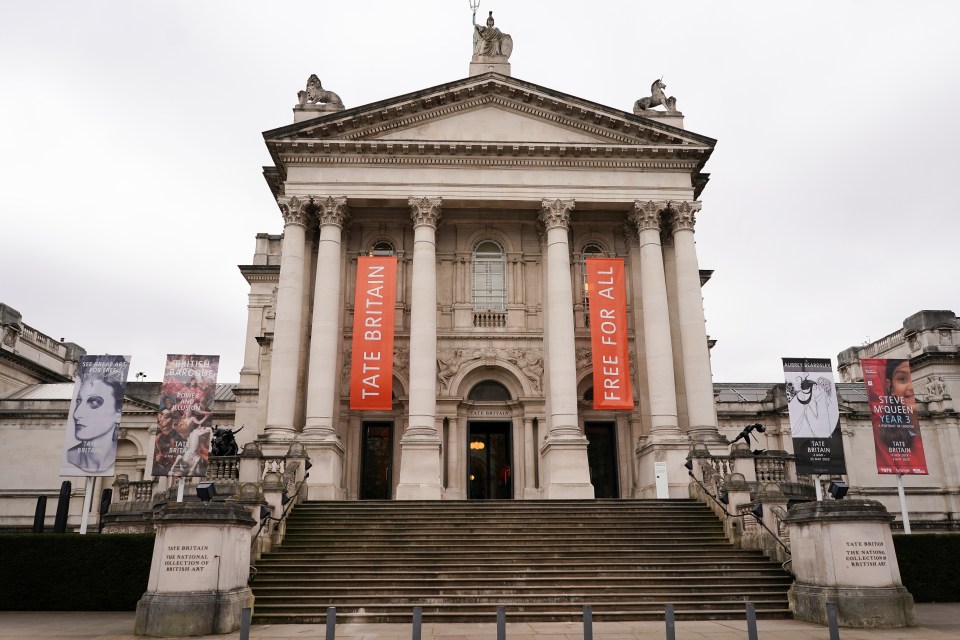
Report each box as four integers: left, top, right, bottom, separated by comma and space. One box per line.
396, 197, 444, 500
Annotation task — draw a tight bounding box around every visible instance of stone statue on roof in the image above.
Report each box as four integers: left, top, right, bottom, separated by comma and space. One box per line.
297, 74, 344, 109
473, 11, 513, 59
634, 78, 679, 115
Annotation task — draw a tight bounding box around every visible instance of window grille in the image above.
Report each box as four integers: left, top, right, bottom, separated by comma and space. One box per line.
468, 380, 512, 401
370, 241, 396, 256
473, 240, 506, 311
580, 243, 605, 324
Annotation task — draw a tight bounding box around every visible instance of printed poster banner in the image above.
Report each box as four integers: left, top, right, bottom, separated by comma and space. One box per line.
60, 355, 132, 477
151, 355, 220, 477
586, 258, 633, 410
862, 358, 928, 475
783, 358, 846, 475
350, 256, 397, 410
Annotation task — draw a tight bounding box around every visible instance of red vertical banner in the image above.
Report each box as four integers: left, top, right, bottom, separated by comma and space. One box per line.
586, 258, 633, 410
862, 358, 928, 475
350, 256, 397, 410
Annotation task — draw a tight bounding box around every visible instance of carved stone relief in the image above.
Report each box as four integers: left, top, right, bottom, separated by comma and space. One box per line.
436, 346, 544, 395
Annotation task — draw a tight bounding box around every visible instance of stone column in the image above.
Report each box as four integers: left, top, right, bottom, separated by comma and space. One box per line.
396, 197, 444, 500
264, 196, 313, 440
669, 201, 721, 443
630, 201, 679, 433
301, 196, 349, 499
523, 416, 536, 493
538, 199, 593, 499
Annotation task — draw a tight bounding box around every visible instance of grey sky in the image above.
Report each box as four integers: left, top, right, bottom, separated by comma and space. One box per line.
2, 1, 958, 384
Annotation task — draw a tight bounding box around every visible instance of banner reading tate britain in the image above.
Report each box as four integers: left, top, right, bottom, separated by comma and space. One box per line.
151, 355, 220, 478
585, 258, 633, 410
862, 358, 928, 475
782, 358, 846, 475
350, 256, 397, 410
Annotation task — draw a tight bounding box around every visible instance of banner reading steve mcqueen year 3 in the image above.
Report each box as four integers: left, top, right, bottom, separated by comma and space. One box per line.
586, 258, 633, 410
350, 256, 397, 410
783, 358, 846, 475
862, 358, 928, 475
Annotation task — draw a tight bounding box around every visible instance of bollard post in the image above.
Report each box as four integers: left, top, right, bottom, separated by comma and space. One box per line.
53, 481, 71, 533
413, 606, 422, 640
326, 606, 336, 640
497, 606, 506, 640
239, 607, 251, 640
826, 602, 840, 640
745, 602, 758, 640
664, 604, 675, 640
32, 496, 47, 533
582, 605, 593, 640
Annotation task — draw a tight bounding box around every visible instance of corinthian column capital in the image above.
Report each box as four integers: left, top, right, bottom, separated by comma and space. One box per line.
277, 195, 314, 228
409, 197, 442, 229
669, 200, 702, 233
539, 198, 575, 231
630, 200, 668, 232
314, 196, 350, 228
622, 220, 640, 248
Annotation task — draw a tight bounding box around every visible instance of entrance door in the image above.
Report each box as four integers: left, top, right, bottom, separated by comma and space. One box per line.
585, 421, 619, 498
360, 421, 393, 500
467, 422, 512, 499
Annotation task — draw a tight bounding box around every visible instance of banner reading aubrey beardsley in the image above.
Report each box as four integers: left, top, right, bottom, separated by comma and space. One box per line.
586, 258, 633, 410
862, 358, 928, 475
151, 355, 219, 478
60, 355, 132, 477
783, 358, 846, 475
350, 256, 397, 410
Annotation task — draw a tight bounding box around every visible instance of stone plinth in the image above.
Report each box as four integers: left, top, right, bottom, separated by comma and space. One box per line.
293, 103, 344, 122
469, 56, 510, 76
785, 499, 916, 628
135, 501, 256, 637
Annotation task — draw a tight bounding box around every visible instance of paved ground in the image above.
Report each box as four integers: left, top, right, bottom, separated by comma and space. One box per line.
1, 605, 958, 640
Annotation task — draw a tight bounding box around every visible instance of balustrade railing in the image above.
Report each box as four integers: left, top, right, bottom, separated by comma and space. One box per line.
206, 456, 240, 480
473, 311, 506, 328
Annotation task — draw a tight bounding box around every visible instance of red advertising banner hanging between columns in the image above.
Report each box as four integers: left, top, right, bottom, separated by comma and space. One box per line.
350, 256, 397, 410
862, 358, 928, 475
586, 258, 633, 410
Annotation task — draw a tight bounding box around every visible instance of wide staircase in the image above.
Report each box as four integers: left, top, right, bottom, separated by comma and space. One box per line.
251, 499, 792, 624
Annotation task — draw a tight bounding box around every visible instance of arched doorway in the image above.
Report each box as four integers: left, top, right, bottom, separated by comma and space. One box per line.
467, 380, 513, 500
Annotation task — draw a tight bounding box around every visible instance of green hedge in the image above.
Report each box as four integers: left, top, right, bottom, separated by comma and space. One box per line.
893, 533, 960, 602
0, 533, 154, 611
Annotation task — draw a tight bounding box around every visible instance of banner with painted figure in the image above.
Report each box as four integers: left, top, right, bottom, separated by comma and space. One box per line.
783, 358, 847, 475
350, 256, 397, 410
862, 358, 928, 475
60, 355, 132, 477
586, 258, 633, 410
151, 355, 219, 477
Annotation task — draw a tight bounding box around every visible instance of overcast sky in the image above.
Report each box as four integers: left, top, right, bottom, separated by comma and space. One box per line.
2, 1, 958, 385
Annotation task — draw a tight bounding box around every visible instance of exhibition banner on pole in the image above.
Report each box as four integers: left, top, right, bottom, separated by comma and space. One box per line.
151, 355, 219, 477
586, 258, 633, 410
350, 256, 397, 410
60, 355, 132, 477
862, 358, 928, 475
783, 358, 846, 475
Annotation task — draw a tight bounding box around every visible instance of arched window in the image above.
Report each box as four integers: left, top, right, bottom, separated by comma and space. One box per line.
472, 240, 506, 311
580, 243, 605, 323
370, 241, 396, 256
468, 380, 512, 401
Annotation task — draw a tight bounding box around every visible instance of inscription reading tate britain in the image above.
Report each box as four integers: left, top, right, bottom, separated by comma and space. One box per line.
163, 544, 212, 572
844, 540, 887, 568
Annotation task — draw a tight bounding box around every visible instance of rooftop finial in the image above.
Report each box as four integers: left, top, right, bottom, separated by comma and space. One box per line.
469, 3, 513, 76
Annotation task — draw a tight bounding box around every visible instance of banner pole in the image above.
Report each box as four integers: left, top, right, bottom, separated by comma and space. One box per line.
897, 475, 911, 534
79, 476, 94, 535
177, 477, 186, 503
814, 474, 823, 501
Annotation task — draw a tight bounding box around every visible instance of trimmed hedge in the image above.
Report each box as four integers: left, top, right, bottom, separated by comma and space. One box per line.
0, 533, 154, 611
893, 533, 960, 602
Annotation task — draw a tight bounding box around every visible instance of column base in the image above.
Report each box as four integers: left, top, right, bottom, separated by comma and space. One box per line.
262, 427, 296, 443
300, 439, 346, 500
687, 425, 728, 448
135, 587, 253, 636
396, 439, 443, 500
789, 583, 916, 628
540, 435, 594, 499
633, 439, 691, 499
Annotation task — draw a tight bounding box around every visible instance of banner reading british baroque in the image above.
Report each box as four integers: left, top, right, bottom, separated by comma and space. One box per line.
783, 358, 846, 475
586, 258, 633, 410
862, 358, 928, 475
60, 355, 132, 477
350, 256, 397, 410
151, 355, 220, 477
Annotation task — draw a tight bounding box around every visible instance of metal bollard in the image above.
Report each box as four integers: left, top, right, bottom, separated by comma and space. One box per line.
239, 607, 252, 640
664, 604, 675, 640
745, 602, 758, 640
326, 607, 336, 640
412, 606, 422, 640
582, 605, 593, 640
826, 602, 840, 640
497, 606, 506, 640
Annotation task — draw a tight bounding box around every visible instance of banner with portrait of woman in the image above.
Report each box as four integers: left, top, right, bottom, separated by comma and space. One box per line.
60, 355, 132, 477
150, 355, 220, 478
783, 358, 846, 475
862, 358, 928, 475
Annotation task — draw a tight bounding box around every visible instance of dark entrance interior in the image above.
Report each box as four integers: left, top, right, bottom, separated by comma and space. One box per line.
585, 421, 619, 498
360, 421, 393, 500
468, 422, 512, 499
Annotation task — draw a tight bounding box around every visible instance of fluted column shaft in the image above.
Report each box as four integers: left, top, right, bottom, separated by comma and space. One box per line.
264, 196, 313, 439
303, 197, 350, 440
631, 201, 679, 433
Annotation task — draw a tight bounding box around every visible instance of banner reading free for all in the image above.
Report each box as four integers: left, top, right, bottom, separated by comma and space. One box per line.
585, 258, 633, 410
